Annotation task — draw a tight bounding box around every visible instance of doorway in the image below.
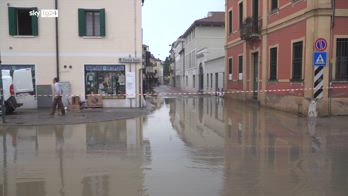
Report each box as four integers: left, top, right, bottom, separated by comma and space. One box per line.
215, 73, 219, 92
199, 64, 204, 92
252, 52, 259, 99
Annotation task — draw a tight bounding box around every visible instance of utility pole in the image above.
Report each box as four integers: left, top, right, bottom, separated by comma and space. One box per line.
0, 50, 6, 123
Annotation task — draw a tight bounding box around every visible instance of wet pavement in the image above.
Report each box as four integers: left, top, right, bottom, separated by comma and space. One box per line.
1, 95, 348, 196
1, 107, 151, 126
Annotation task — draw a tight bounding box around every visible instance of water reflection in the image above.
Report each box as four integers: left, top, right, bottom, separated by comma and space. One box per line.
0, 96, 347, 196
0, 118, 145, 196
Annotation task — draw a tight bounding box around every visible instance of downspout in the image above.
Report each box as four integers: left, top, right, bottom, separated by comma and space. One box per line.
328, 0, 336, 116
55, 0, 60, 80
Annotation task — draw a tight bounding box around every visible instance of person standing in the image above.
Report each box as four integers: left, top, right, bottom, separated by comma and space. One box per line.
50, 77, 65, 116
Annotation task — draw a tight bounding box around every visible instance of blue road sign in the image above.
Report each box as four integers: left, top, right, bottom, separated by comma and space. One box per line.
315, 38, 328, 51
313, 51, 327, 67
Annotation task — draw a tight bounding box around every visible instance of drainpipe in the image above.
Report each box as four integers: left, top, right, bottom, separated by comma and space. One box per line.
55, 0, 60, 80
328, 0, 336, 116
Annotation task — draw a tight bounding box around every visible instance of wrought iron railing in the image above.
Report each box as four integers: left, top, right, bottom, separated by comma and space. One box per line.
240, 17, 262, 41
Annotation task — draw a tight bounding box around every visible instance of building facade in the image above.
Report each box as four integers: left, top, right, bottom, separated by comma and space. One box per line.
171, 12, 225, 93
225, 0, 348, 116
0, 0, 144, 108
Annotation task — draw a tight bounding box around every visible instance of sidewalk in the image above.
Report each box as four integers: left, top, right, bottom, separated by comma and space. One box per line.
0, 107, 151, 127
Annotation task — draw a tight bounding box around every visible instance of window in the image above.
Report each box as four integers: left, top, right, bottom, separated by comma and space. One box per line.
79, 9, 105, 37
193, 75, 196, 88
228, 58, 233, 74
292, 41, 303, 81
271, 0, 278, 12
239, 2, 243, 29
86, 11, 101, 36
228, 10, 233, 34
270, 47, 278, 80
8, 7, 38, 36
188, 52, 192, 67
207, 73, 209, 88
210, 73, 213, 88
238, 56, 243, 80
253, 0, 259, 19
336, 38, 348, 81
186, 76, 188, 86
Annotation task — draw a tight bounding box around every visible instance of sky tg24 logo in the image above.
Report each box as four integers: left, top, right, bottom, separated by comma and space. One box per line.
29, 9, 59, 18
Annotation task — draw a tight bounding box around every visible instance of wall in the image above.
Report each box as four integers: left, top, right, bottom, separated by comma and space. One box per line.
0, 0, 143, 108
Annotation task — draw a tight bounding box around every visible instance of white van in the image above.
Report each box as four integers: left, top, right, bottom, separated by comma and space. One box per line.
1, 68, 34, 114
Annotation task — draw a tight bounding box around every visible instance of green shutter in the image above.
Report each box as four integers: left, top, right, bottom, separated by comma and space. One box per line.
100, 9, 106, 37
31, 7, 38, 36
8, 7, 17, 36
78, 9, 86, 36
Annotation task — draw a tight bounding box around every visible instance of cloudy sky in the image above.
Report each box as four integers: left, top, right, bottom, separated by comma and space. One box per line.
142, 0, 225, 60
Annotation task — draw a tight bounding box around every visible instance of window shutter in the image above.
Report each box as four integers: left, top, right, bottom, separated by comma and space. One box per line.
100, 9, 106, 37
78, 9, 86, 36
8, 7, 17, 36
31, 7, 39, 36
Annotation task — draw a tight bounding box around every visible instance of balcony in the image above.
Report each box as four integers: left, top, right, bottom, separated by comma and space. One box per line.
240, 17, 261, 41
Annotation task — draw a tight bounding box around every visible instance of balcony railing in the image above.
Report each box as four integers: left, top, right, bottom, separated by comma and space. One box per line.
240, 17, 262, 41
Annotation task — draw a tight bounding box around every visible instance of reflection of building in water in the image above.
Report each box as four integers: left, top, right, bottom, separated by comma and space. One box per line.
223, 99, 348, 196
168, 97, 225, 164
0, 118, 145, 196
169, 97, 225, 148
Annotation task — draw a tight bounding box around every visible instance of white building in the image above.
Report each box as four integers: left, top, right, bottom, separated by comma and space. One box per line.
172, 12, 225, 93
0, 0, 144, 108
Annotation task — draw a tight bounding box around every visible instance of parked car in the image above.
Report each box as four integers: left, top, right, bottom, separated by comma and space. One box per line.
1, 69, 33, 115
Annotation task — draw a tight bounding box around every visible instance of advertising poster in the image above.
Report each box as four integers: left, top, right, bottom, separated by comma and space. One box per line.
126, 72, 136, 98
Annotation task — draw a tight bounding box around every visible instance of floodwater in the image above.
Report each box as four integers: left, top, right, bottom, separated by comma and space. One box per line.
1, 96, 348, 196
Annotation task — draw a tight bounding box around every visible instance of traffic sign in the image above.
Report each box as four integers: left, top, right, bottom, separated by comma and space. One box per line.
313, 52, 327, 67
315, 38, 328, 51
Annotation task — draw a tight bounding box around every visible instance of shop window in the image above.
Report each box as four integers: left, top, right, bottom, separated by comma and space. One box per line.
79, 8, 105, 37
8, 7, 38, 36
336, 38, 348, 81
85, 65, 125, 99
292, 41, 303, 81
270, 47, 278, 81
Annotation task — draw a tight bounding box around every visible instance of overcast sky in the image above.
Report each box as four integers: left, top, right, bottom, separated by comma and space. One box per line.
142, 0, 225, 60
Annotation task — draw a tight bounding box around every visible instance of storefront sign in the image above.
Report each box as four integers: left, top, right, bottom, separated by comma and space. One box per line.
85, 65, 125, 72
126, 72, 136, 98
119, 57, 141, 64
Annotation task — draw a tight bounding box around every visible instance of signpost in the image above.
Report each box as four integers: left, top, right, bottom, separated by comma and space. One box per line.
313, 38, 328, 101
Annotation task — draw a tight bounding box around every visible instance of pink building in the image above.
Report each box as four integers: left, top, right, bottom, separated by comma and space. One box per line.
225, 0, 348, 116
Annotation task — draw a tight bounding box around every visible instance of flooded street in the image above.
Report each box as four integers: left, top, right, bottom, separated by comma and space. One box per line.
1, 96, 348, 196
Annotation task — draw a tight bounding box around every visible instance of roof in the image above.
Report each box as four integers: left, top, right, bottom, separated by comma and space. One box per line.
182, 12, 225, 38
